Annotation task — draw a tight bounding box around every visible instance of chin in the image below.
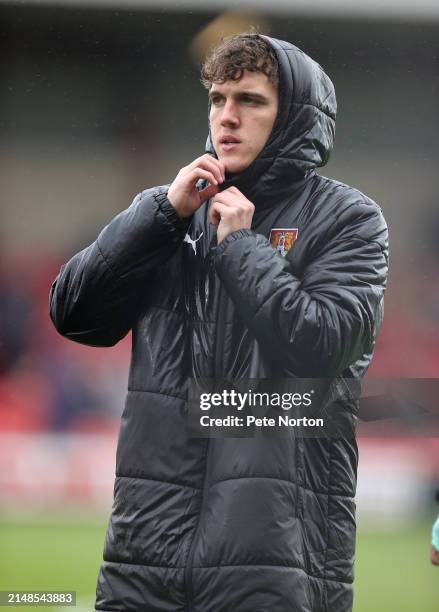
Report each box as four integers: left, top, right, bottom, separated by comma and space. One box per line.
222, 158, 249, 174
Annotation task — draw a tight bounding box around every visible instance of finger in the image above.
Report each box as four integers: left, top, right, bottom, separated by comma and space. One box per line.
210, 156, 226, 180
225, 186, 241, 195
222, 186, 249, 200
209, 202, 229, 226
190, 159, 223, 185
187, 168, 218, 186
212, 190, 247, 209
187, 155, 225, 183
197, 183, 220, 204
218, 189, 255, 215
198, 158, 225, 185
208, 203, 219, 226
201, 153, 226, 178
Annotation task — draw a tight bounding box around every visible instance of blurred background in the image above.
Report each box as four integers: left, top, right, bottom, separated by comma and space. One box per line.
0, 1, 438, 610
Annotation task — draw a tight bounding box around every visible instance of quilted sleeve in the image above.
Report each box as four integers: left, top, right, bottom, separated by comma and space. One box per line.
49, 187, 190, 347
214, 200, 389, 377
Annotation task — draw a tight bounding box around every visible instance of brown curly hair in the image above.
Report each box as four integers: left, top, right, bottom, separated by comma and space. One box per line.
200, 32, 279, 89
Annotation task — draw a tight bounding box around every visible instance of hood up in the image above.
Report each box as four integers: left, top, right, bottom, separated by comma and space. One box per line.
205, 36, 337, 208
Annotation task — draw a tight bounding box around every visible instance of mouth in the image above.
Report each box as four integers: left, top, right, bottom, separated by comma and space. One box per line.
219, 136, 241, 152
220, 143, 240, 152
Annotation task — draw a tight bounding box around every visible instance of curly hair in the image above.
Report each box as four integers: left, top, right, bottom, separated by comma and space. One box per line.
200, 32, 279, 89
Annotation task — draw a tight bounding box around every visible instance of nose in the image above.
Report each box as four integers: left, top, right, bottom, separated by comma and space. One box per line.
220, 99, 240, 128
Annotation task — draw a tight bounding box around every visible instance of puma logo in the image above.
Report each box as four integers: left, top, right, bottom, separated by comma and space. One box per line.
184, 232, 204, 254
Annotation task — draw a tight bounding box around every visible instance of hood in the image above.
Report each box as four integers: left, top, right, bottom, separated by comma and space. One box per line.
205, 36, 337, 208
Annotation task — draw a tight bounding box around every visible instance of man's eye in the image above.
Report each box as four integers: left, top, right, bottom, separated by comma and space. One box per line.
211, 97, 223, 105
242, 96, 261, 105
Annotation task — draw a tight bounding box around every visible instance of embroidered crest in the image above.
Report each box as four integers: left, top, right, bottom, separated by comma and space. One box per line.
269, 228, 298, 257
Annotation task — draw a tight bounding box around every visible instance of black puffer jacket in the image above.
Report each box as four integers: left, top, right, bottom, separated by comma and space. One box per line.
49, 37, 388, 612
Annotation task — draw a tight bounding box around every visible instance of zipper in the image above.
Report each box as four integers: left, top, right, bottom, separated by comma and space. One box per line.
184, 246, 227, 612
184, 436, 211, 612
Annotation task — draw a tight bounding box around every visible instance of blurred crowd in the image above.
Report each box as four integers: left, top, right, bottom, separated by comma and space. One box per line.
0, 249, 129, 433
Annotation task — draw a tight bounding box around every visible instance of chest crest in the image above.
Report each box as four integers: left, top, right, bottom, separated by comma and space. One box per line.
269, 228, 298, 257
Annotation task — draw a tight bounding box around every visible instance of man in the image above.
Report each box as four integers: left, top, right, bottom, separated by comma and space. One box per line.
49, 33, 388, 612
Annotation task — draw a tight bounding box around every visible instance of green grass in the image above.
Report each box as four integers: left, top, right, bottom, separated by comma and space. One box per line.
354, 520, 439, 612
0, 516, 106, 611
0, 515, 438, 611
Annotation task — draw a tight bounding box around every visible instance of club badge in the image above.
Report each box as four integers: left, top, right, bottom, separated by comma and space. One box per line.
269, 228, 298, 257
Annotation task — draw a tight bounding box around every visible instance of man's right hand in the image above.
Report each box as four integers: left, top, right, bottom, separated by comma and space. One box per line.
167, 154, 225, 219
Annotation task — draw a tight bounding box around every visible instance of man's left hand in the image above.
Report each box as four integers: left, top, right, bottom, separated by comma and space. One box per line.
209, 187, 255, 244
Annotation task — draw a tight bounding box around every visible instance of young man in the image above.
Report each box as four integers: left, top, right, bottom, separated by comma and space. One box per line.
49, 34, 388, 612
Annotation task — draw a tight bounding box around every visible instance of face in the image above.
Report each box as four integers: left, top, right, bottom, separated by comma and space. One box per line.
209, 70, 278, 174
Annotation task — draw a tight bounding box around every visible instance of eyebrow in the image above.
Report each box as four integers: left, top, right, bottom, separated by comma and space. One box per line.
208, 90, 270, 103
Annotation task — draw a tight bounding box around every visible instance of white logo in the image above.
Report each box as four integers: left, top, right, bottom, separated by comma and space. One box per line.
184, 232, 204, 254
